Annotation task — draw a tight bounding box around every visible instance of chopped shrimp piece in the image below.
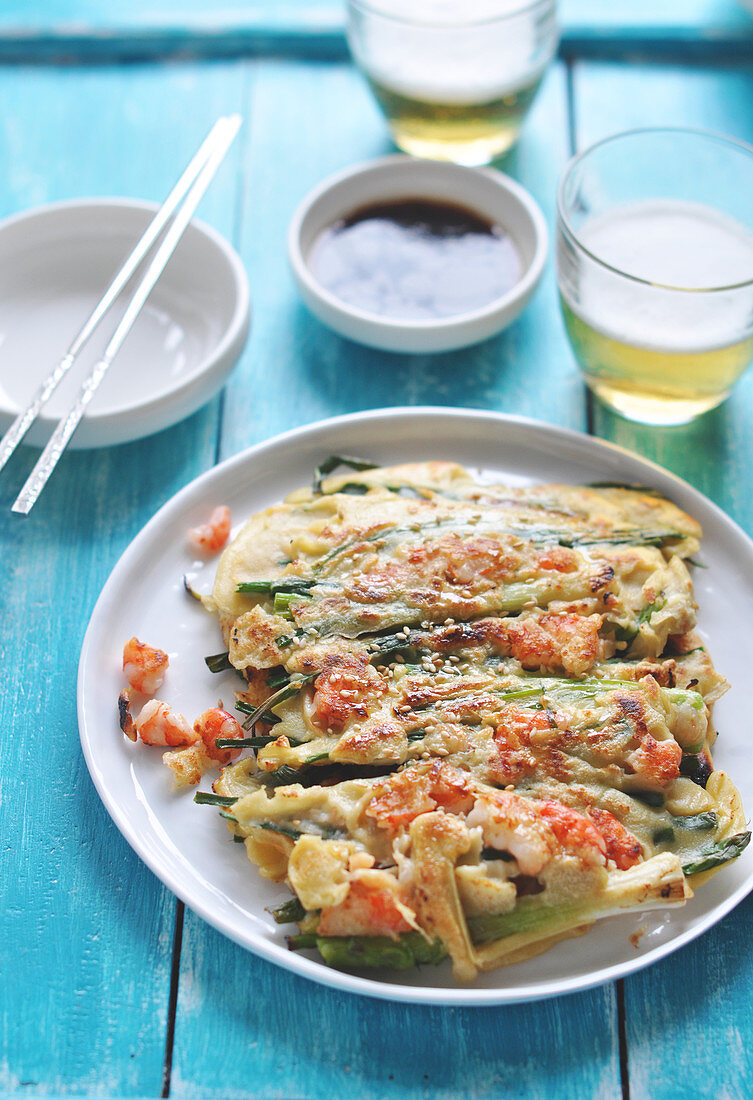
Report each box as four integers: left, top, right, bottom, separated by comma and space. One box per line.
467, 790, 557, 875
627, 734, 682, 785
535, 546, 579, 573
589, 808, 643, 870
193, 706, 245, 764
123, 636, 169, 695
407, 534, 522, 587
118, 690, 136, 742
187, 505, 231, 556
312, 655, 383, 732
537, 800, 607, 860
317, 879, 412, 937
365, 763, 472, 831
366, 770, 436, 831
503, 613, 603, 676
134, 700, 199, 747
489, 704, 551, 784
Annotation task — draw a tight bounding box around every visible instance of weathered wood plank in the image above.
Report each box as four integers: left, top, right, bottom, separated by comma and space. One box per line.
0, 60, 244, 1096
0, 0, 748, 65
172, 913, 620, 1100
169, 56, 621, 1100
572, 61, 753, 1100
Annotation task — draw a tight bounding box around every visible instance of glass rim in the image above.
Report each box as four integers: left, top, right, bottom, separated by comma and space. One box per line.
346, 0, 555, 30
556, 126, 753, 294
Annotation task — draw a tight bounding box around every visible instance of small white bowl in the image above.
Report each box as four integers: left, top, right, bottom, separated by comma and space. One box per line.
288, 155, 547, 354
0, 198, 250, 449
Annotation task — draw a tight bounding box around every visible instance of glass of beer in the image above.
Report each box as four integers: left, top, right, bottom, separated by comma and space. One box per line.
557, 128, 753, 425
346, 0, 559, 166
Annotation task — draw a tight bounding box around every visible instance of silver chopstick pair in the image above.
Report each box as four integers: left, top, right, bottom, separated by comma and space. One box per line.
4, 113, 242, 516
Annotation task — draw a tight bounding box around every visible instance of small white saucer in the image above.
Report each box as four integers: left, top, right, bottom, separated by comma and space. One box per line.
0, 198, 250, 449
288, 155, 547, 354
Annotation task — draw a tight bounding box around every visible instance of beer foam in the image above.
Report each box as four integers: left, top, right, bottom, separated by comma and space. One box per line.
349, 0, 555, 103
561, 200, 753, 354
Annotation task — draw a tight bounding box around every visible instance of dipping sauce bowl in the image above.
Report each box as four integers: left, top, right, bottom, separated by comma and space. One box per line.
288, 155, 547, 353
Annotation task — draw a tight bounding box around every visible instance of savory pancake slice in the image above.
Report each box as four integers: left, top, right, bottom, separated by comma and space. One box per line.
246, 664, 709, 783
212, 758, 747, 980
207, 464, 700, 662
311, 461, 701, 557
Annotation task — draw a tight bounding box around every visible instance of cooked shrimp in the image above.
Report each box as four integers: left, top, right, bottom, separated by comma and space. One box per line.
118, 690, 136, 742
626, 734, 682, 785
312, 656, 383, 732
123, 636, 169, 695
537, 800, 607, 860
502, 613, 603, 676
317, 879, 412, 937
366, 763, 472, 831
134, 700, 199, 747
193, 706, 245, 764
589, 808, 642, 870
366, 769, 436, 831
467, 790, 557, 876
187, 505, 231, 556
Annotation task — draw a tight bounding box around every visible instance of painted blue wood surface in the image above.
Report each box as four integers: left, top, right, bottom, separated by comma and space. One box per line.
3, 11, 753, 1100
173, 914, 620, 1100
0, 0, 750, 37
0, 0, 749, 63
0, 60, 245, 1097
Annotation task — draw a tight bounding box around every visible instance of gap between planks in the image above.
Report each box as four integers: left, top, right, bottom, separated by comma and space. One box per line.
0, 27, 750, 67
161, 901, 185, 1098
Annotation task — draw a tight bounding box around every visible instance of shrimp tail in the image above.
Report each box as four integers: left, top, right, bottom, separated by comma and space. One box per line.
118, 690, 137, 742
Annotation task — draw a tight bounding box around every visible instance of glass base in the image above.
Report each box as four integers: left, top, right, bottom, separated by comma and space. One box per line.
389, 124, 520, 166
585, 376, 729, 426
367, 77, 541, 166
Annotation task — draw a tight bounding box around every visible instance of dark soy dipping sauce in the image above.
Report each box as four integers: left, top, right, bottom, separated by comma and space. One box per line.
308, 198, 522, 321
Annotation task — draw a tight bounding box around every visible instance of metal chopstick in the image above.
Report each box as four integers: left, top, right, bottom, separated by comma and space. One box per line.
0, 114, 239, 479
11, 113, 241, 516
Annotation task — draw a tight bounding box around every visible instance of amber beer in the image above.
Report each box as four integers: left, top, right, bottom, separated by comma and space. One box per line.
558, 200, 753, 425
364, 74, 544, 164
346, 0, 558, 165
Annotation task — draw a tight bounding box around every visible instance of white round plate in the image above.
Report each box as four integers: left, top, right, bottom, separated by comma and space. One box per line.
78, 407, 753, 1005
0, 199, 250, 448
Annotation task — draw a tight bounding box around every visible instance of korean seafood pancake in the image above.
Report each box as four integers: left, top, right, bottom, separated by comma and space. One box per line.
196, 460, 747, 982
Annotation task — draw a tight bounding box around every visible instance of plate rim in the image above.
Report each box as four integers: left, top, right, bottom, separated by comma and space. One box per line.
77, 405, 753, 1005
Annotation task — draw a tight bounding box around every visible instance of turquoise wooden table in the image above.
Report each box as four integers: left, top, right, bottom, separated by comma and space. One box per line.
3, 3, 753, 1097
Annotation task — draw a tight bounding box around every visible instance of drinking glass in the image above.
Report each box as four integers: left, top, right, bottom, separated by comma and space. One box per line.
557, 128, 753, 425
346, 0, 559, 166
